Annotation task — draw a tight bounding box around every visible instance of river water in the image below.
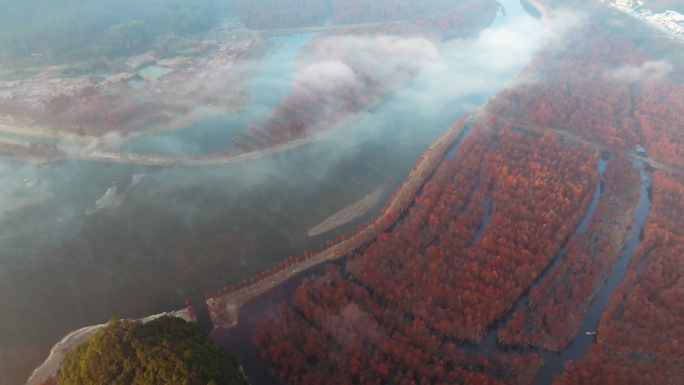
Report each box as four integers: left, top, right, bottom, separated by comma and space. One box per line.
0, 1, 543, 384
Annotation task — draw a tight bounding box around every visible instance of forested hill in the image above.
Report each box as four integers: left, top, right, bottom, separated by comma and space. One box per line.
0, 0, 233, 67
56, 316, 249, 385
234, 0, 495, 30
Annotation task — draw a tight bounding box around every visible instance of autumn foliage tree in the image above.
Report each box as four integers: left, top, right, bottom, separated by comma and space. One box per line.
597, 171, 684, 357
488, 22, 684, 168
499, 157, 642, 350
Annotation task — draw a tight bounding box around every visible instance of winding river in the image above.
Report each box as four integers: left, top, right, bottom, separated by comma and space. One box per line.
0, 1, 545, 384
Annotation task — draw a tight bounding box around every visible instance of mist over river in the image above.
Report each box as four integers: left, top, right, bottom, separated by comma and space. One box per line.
0, 1, 544, 383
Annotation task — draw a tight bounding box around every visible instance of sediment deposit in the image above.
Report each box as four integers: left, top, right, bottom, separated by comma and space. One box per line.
308, 188, 383, 236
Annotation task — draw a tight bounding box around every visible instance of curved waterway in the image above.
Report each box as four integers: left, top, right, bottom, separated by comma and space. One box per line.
0, 1, 543, 384
533, 162, 652, 384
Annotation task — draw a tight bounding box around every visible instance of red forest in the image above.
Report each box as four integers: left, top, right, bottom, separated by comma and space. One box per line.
229, 9, 684, 385
488, 24, 684, 167
252, 120, 603, 383
348, 127, 596, 340
499, 157, 642, 350
256, 265, 542, 385
552, 344, 684, 385
598, 171, 684, 357
552, 171, 684, 383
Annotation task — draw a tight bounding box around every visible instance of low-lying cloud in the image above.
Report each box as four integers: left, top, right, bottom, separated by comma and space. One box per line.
607, 60, 673, 83
297, 60, 360, 92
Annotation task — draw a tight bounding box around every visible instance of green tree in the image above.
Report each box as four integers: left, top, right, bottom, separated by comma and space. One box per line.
57, 316, 250, 385
100, 20, 153, 57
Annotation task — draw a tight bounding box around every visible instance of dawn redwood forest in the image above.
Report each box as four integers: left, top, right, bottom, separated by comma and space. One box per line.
253, 125, 597, 384
499, 157, 642, 351
554, 171, 684, 384
489, 23, 684, 167
218, 1, 684, 383
233, 0, 485, 29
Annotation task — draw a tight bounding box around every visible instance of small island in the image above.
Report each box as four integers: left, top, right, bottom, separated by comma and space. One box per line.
51, 316, 249, 385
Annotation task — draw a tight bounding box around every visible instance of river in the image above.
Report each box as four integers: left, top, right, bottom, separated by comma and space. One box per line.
0, 0, 543, 384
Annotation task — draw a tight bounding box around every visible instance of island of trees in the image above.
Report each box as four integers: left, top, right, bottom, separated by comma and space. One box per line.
0, 0, 498, 166
52, 316, 249, 385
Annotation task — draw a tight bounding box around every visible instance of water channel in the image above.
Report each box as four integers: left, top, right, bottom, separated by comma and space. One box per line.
0, 0, 544, 383
533, 162, 653, 384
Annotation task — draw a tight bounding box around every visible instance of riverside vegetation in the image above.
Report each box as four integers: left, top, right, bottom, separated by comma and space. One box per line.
54, 317, 249, 385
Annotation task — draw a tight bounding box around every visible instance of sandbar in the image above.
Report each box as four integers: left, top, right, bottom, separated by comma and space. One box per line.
308, 188, 383, 236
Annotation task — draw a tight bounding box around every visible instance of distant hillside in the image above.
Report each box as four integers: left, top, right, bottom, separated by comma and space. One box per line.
56, 316, 249, 385
0, 0, 233, 67
234, 0, 488, 29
